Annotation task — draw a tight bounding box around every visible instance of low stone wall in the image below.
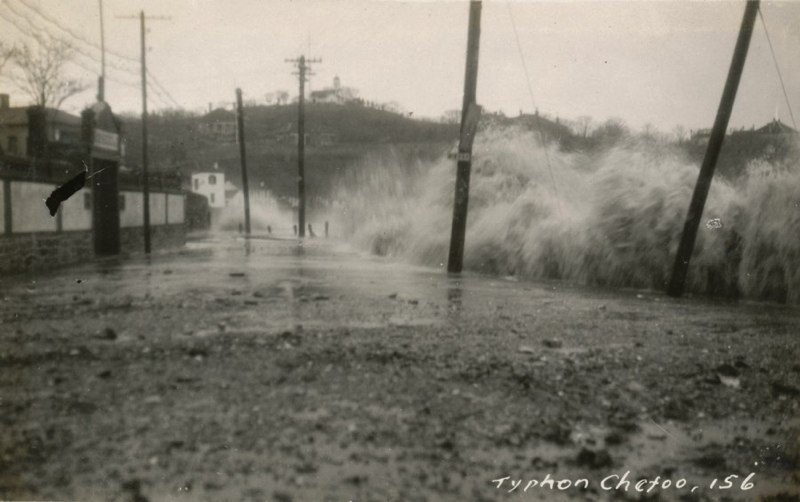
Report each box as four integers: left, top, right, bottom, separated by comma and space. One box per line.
0, 225, 186, 276
0, 231, 92, 276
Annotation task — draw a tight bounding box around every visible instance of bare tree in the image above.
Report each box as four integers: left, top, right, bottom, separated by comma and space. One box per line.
591, 117, 629, 147
275, 91, 290, 106
672, 125, 687, 144
3, 33, 86, 109
576, 115, 593, 139
0, 42, 13, 74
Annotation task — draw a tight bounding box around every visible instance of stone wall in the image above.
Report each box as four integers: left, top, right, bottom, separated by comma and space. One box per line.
0, 231, 92, 276
0, 225, 187, 277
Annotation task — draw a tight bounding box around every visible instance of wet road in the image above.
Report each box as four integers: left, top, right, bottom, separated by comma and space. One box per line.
1, 235, 798, 501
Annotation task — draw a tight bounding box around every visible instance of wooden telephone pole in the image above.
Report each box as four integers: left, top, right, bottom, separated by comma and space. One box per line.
235, 88, 251, 236
285, 55, 320, 238
667, 0, 759, 297
117, 11, 170, 254
447, 0, 483, 273
97, 0, 106, 101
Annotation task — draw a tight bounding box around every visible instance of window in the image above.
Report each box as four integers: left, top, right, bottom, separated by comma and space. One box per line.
7, 136, 18, 155
84, 193, 92, 210
118, 194, 126, 211
193, 178, 199, 190
209, 193, 215, 204
208, 175, 217, 185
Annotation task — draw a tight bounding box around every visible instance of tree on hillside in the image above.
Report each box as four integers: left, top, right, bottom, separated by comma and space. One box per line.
591, 118, 629, 147
672, 125, 687, 144
275, 91, 289, 106
2, 33, 86, 109
576, 115, 593, 139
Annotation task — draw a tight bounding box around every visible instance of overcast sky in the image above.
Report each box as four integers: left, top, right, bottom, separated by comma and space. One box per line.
1, 0, 798, 132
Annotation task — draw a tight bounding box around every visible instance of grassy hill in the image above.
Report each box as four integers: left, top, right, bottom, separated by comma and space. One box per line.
117, 103, 460, 202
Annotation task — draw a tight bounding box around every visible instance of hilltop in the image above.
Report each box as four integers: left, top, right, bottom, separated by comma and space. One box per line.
118, 103, 460, 201
116, 103, 577, 204
115, 102, 797, 207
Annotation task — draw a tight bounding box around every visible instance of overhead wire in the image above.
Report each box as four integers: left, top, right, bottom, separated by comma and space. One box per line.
5, 0, 181, 109
757, 6, 797, 129
10, 0, 274, 110
15, 0, 138, 64
504, 1, 563, 217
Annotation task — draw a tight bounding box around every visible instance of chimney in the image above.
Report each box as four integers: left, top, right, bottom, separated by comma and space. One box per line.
0, 94, 9, 110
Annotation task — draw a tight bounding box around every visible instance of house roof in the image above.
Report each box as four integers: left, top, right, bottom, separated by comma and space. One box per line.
0, 106, 81, 126
199, 108, 236, 123
756, 119, 797, 135
0, 107, 28, 125
310, 89, 337, 97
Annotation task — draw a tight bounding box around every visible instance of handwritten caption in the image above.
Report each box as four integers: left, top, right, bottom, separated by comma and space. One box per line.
492, 471, 755, 495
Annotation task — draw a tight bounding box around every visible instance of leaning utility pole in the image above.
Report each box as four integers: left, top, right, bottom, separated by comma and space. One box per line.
235, 88, 251, 236
667, 0, 759, 297
447, 0, 483, 273
117, 11, 170, 254
285, 55, 320, 238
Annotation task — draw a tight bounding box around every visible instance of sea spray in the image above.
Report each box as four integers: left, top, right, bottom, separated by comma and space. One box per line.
217, 190, 296, 235
333, 126, 799, 303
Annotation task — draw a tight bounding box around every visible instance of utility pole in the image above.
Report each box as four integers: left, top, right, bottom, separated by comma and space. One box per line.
667, 0, 759, 297
285, 55, 320, 238
447, 0, 483, 274
235, 88, 251, 236
139, 11, 150, 253
97, 0, 105, 101
117, 12, 170, 254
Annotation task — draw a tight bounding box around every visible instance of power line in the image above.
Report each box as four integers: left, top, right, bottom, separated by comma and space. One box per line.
9, 0, 265, 108
14, 0, 138, 64
3, 2, 123, 77
5, 0, 179, 109
147, 70, 181, 108
505, 1, 562, 218
757, 7, 797, 129
2, 8, 177, 109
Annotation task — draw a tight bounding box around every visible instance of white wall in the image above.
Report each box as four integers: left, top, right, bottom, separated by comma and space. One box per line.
3, 183, 184, 233
149, 192, 167, 225
120, 190, 143, 228
61, 191, 92, 231
11, 181, 57, 233
168, 194, 185, 224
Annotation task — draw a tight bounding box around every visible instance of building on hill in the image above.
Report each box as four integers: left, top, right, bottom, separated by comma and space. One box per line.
309, 76, 358, 105
755, 119, 796, 135
687, 118, 798, 177
271, 119, 337, 147
691, 119, 796, 146
197, 109, 237, 142
0, 93, 82, 158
